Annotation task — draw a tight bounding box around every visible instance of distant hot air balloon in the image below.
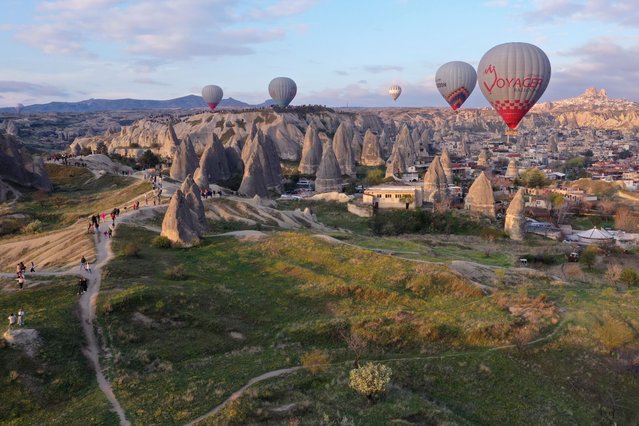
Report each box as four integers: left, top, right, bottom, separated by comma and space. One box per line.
15, 103, 24, 114
435, 61, 477, 111
389, 85, 402, 101
478, 42, 551, 130
201, 85, 223, 110
268, 77, 297, 107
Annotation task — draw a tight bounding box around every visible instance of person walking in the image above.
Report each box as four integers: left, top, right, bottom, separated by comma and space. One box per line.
85, 261, 92, 274
17, 274, 25, 290
8, 313, 16, 331
80, 256, 87, 272
17, 308, 24, 327
30, 261, 35, 273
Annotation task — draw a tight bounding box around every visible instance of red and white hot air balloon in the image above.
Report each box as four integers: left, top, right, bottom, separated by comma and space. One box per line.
202, 85, 223, 110
478, 42, 551, 130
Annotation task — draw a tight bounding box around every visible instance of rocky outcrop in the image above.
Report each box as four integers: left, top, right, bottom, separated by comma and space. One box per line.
0, 131, 52, 201
505, 158, 518, 179
161, 187, 206, 247
199, 133, 231, 183
240, 127, 282, 195
360, 130, 384, 166
298, 124, 323, 175
394, 124, 417, 166
477, 148, 490, 169
459, 134, 471, 158
193, 166, 208, 190
385, 144, 407, 178
465, 171, 495, 219
315, 142, 343, 193
504, 188, 525, 240
423, 156, 448, 203
238, 151, 269, 198
225, 133, 244, 176
548, 135, 558, 153
181, 175, 207, 234
351, 130, 363, 163
333, 122, 356, 176
440, 148, 453, 184
170, 135, 198, 181
379, 130, 391, 159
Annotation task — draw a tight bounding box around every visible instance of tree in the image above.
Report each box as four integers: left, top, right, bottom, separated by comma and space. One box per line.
340, 329, 368, 368
547, 192, 567, 224
579, 245, 598, 270
614, 207, 639, 232
95, 141, 108, 155
598, 200, 617, 217
349, 362, 392, 402
605, 264, 623, 284
620, 268, 639, 287
139, 149, 160, 169
300, 349, 330, 376
519, 168, 550, 188
364, 169, 384, 186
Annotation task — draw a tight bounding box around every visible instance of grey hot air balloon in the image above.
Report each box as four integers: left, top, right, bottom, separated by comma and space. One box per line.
478, 42, 551, 129
435, 61, 476, 111
202, 85, 223, 110
15, 103, 24, 114
268, 77, 297, 107
388, 85, 402, 101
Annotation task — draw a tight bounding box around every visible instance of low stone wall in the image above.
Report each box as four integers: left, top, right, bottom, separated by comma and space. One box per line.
347, 202, 373, 218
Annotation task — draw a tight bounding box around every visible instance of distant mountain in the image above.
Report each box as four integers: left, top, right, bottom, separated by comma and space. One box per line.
0, 95, 272, 113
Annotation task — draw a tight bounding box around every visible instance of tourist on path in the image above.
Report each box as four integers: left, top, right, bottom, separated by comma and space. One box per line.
8, 313, 16, 331
17, 308, 24, 327
30, 261, 35, 273
17, 275, 24, 290
80, 256, 87, 272
85, 261, 92, 274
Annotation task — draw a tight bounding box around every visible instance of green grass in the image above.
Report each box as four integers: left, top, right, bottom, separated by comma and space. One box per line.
95, 225, 639, 425
0, 276, 117, 425
276, 200, 370, 234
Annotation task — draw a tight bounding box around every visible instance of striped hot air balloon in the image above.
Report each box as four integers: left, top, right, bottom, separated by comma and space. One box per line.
268, 77, 297, 107
435, 61, 477, 111
389, 85, 402, 101
201, 85, 223, 110
478, 42, 551, 129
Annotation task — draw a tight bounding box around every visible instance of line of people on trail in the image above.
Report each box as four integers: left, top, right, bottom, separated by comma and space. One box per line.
6, 308, 25, 331
15, 261, 35, 290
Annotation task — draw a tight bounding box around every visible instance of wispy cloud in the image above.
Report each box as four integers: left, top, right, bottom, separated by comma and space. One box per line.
133, 78, 170, 86
364, 65, 404, 74
0, 80, 70, 97
525, 0, 639, 25
334, 70, 349, 76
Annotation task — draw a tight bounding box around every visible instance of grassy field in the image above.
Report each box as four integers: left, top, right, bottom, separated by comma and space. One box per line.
96, 225, 639, 425
276, 200, 370, 234
0, 164, 151, 238
0, 276, 117, 425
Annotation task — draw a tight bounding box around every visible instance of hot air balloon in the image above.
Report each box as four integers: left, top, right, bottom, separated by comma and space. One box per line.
389, 85, 402, 101
435, 61, 477, 111
478, 42, 551, 130
201, 85, 223, 110
268, 77, 297, 107
15, 103, 24, 114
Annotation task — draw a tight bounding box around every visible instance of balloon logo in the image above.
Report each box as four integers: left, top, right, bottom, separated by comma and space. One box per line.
435, 61, 477, 111
478, 42, 551, 129
389, 85, 402, 101
269, 77, 297, 107
201, 85, 223, 110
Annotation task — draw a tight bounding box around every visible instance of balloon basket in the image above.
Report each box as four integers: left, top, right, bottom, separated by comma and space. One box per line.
505, 129, 518, 137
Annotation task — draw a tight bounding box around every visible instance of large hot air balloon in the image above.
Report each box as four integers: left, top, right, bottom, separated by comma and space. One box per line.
435, 61, 477, 111
478, 42, 551, 130
268, 77, 297, 107
201, 85, 223, 110
389, 85, 402, 101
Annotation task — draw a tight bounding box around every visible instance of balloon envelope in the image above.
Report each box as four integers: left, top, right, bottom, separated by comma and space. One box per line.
201, 85, 223, 110
389, 85, 402, 101
478, 42, 551, 129
435, 61, 477, 111
268, 77, 297, 107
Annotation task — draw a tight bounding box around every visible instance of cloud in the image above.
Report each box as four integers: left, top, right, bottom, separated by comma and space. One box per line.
0, 81, 70, 97
133, 78, 170, 86
334, 70, 349, 76
364, 65, 404, 74
525, 0, 639, 26
10, 0, 318, 63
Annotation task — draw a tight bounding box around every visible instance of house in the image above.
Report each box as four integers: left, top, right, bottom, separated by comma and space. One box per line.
363, 183, 424, 210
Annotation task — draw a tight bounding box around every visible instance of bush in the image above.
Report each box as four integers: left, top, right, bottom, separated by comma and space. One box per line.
152, 236, 172, 249
22, 219, 42, 234
349, 362, 392, 401
593, 315, 634, 352
579, 245, 598, 270
300, 349, 330, 376
620, 267, 639, 287
164, 264, 187, 280
123, 243, 140, 257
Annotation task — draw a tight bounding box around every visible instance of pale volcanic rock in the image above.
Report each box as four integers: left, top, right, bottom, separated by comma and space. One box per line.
394, 124, 417, 166
385, 143, 408, 178
351, 130, 363, 163
180, 174, 208, 234
225, 133, 245, 176
199, 133, 232, 183
505, 158, 519, 179
423, 155, 449, 203
238, 151, 270, 198
477, 148, 490, 169
241, 127, 282, 192
459, 134, 471, 158
332, 122, 356, 177
440, 147, 453, 184
0, 131, 52, 201
315, 142, 343, 193
161, 189, 202, 247
360, 130, 384, 166
298, 124, 323, 175
465, 171, 495, 219
548, 135, 558, 153
504, 188, 526, 240
193, 166, 209, 190
170, 135, 198, 181
378, 130, 391, 159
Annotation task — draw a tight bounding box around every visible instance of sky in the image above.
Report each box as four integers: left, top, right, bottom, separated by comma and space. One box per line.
1, 0, 638, 108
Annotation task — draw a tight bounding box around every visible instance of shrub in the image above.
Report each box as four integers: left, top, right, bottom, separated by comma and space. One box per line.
165, 264, 187, 280
300, 349, 330, 376
593, 315, 634, 352
579, 245, 598, 270
22, 219, 42, 234
605, 264, 623, 284
349, 362, 392, 401
123, 243, 140, 257
620, 267, 639, 287
152, 236, 172, 248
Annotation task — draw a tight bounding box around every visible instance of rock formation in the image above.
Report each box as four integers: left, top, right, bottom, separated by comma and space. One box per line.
423, 156, 449, 203
161, 187, 206, 247
505, 158, 518, 179
181, 175, 207, 234
199, 133, 231, 183
504, 188, 526, 240
238, 151, 269, 198
0, 131, 52, 201
170, 135, 198, 181
240, 127, 282, 194
351, 130, 363, 163
378, 130, 391, 159
298, 124, 323, 175
193, 166, 209, 190
225, 133, 244, 176
332, 122, 356, 176
459, 134, 471, 158
477, 148, 490, 169
465, 171, 495, 219
394, 124, 417, 166
440, 148, 454, 184
360, 130, 384, 166
549, 135, 558, 153
315, 142, 343, 193
385, 143, 408, 178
